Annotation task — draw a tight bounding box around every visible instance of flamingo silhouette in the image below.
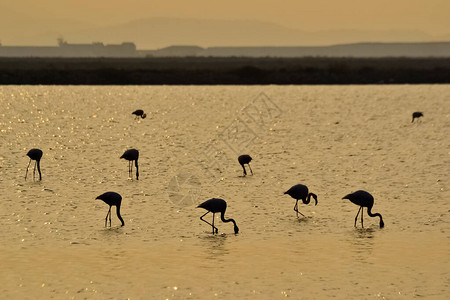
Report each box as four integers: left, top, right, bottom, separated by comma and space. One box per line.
96, 192, 125, 227
412, 112, 423, 123
25, 148, 43, 181
132, 109, 147, 119
238, 154, 253, 176
343, 190, 384, 228
284, 184, 318, 218
120, 149, 139, 180
197, 198, 239, 234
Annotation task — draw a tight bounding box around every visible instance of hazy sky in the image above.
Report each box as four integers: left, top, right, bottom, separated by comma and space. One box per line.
4, 0, 450, 35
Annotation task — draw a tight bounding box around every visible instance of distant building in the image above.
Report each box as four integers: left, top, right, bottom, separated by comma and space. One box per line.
0, 39, 138, 57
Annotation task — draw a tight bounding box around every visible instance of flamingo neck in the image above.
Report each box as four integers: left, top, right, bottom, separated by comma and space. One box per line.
36, 160, 42, 180
367, 205, 384, 228
135, 159, 139, 180
116, 205, 125, 226
220, 212, 239, 233
305, 193, 318, 205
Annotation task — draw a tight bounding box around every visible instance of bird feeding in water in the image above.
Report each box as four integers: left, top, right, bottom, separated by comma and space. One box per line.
25, 148, 43, 181
96, 192, 125, 227
342, 190, 384, 228
238, 154, 253, 176
132, 109, 147, 119
120, 149, 139, 180
197, 198, 239, 234
411, 112, 423, 123
284, 184, 318, 218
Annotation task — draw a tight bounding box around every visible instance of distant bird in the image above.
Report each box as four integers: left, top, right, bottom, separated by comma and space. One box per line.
284, 184, 318, 218
412, 112, 423, 123
96, 192, 124, 227
238, 154, 253, 176
132, 109, 147, 119
197, 198, 239, 234
120, 149, 139, 180
343, 190, 384, 228
25, 148, 43, 181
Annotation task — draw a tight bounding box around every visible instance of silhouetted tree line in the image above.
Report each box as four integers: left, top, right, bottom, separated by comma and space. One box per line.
1, 57, 449, 84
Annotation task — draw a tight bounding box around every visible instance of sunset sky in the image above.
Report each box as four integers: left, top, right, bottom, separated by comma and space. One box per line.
1, 0, 449, 47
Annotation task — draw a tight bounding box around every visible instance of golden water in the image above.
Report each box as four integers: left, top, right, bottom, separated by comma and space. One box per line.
1, 85, 449, 299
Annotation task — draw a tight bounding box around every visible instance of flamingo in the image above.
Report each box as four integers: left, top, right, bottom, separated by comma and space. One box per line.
412, 112, 423, 122
238, 154, 253, 176
132, 109, 147, 119
120, 149, 139, 180
25, 148, 43, 181
343, 190, 384, 228
197, 198, 239, 234
96, 192, 125, 227
284, 184, 318, 218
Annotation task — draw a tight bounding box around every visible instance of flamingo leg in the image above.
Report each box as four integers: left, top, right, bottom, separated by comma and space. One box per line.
248, 164, 253, 175
129, 161, 132, 178
293, 200, 305, 218
361, 207, 364, 228
200, 211, 218, 234
32, 161, 36, 180
105, 207, 111, 227
354, 207, 362, 227
241, 165, 247, 176
24, 159, 32, 180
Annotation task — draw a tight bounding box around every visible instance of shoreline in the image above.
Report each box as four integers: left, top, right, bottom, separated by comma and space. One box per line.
1, 56, 450, 85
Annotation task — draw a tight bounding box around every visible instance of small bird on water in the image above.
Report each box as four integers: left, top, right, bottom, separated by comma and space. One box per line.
342, 190, 384, 228
25, 148, 43, 181
238, 154, 253, 176
284, 184, 318, 218
96, 192, 125, 227
411, 112, 423, 123
197, 198, 239, 234
120, 149, 139, 180
132, 109, 147, 119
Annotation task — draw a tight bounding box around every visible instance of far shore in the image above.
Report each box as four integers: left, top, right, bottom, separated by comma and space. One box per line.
1, 56, 450, 85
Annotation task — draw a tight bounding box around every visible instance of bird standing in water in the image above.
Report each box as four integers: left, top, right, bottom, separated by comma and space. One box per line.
132, 109, 147, 119
120, 149, 139, 180
411, 112, 423, 122
284, 184, 318, 218
197, 198, 239, 234
96, 192, 125, 227
343, 190, 384, 228
25, 148, 43, 181
238, 154, 253, 176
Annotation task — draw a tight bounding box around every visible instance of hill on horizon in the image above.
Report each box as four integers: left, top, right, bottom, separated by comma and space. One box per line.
1, 15, 449, 49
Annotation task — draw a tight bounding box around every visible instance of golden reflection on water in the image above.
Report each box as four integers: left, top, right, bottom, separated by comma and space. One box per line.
0, 85, 449, 299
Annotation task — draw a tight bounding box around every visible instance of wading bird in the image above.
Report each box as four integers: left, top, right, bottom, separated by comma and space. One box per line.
132, 109, 147, 119
238, 154, 253, 176
197, 198, 239, 234
25, 148, 43, 181
96, 192, 124, 227
284, 184, 318, 218
342, 190, 384, 228
412, 112, 423, 122
120, 149, 139, 180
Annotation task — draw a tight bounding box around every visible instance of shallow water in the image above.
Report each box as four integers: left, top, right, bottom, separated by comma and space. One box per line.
0, 85, 449, 299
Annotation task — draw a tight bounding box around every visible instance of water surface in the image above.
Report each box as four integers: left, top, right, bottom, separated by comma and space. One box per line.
1, 85, 449, 299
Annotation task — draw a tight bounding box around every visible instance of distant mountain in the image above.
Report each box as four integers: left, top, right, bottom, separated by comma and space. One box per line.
63, 18, 445, 49
1, 16, 449, 49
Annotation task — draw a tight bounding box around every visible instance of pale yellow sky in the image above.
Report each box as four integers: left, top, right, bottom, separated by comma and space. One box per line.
3, 0, 450, 35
